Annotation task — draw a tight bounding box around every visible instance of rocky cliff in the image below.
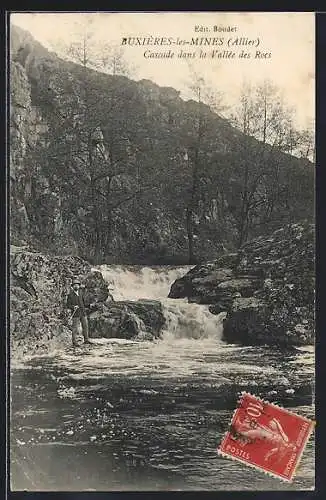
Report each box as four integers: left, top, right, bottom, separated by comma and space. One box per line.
10, 24, 314, 264
169, 222, 315, 346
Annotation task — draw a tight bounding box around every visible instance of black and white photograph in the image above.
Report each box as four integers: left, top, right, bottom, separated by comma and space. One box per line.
9, 11, 315, 491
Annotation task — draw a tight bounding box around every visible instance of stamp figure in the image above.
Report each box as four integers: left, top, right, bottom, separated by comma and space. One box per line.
217, 392, 315, 482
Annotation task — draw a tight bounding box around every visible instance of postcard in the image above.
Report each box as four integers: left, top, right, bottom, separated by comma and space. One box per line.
9, 11, 315, 491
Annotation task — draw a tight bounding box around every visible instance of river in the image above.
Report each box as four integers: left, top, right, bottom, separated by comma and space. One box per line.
10, 265, 315, 491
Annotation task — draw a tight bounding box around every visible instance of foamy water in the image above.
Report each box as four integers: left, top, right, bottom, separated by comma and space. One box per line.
97, 264, 227, 341
11, 265, 315, 491
97, 264, 193, 301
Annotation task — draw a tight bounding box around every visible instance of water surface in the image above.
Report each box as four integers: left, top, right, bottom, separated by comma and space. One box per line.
11, 266, 315, 491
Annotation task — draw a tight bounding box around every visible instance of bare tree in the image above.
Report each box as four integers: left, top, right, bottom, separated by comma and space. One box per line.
39, 19, 145, 262
93, 42, 136, 77
296, 120, 315, 162
49, 15, 136, 78
230, 79, 304, 247
185, 63, 225, 111
184, 67, 225, 263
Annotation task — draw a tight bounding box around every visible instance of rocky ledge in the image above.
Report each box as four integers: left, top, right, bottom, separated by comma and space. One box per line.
10, 247, 165, 358
88, 300, 165, 341
168, 222, 315, 347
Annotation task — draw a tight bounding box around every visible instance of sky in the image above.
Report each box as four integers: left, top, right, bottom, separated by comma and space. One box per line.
11, 12, 315, 129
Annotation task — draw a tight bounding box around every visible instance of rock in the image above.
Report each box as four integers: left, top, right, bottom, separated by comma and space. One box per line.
10, 247, 166, 357
82, 270, 110, 306
170, 271, 262, 305
217, 278, 260, 297
193, 268, 234, 285
120, 310, 146, 339
168, 275, 192, 299
136, 331, 154, 341
209, 298, 234, 315
88, 300, 165, 340
10, 249, 91, 308
169, 222, 314, 346
10, 248, 109, 357
213, 253, 240, 268
11, 285, 33, 304
208, 304, 224, 315
11, 271, 38, 299
123, 300, 165, 336
223, 297, 270, 345
169, 268, 238, 304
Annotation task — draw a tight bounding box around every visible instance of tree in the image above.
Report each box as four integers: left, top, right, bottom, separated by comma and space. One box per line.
296, 120, 315, 162
93, 42, 136, 77
38, 19, 150, 263
183, 68, 225, 263
229, 79, 308, 247
49, 15, 135, 78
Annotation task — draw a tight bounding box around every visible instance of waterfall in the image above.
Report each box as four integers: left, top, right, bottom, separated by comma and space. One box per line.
97, 265, 226, 341
97, 265, 193, 301
160, 298, 226, 340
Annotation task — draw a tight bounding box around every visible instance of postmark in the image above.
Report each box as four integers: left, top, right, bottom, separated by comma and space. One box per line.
217, 392, 315, 482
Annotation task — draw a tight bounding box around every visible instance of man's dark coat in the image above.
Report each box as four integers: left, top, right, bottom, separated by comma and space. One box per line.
66, 288, 87, 318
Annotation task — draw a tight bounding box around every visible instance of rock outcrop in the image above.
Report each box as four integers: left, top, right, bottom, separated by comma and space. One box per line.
88, 300, 165, 340
10, 247, 165, 358
169, 222, 315, 346
10, 247, 100, 357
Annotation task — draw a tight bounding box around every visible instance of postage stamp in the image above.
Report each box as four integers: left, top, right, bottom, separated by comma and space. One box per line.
217, 392, 315, 482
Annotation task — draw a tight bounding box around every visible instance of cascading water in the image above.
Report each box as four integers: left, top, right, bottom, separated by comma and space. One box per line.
11, 265, 314, 491
97, 264, 190, 301
97, 265, 227, 340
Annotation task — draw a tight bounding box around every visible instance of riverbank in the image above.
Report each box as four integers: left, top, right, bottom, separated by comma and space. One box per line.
169, 222, 315, 346
10, 248, 171, 358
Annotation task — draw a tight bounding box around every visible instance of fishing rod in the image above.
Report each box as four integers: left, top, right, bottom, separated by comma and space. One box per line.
68, 305, 80, 324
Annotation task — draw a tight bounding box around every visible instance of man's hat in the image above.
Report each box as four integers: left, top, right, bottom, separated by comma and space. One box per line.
72, 277, 81, 285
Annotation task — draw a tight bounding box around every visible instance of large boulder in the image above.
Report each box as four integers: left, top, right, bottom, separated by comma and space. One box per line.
10, 283, 71, 359
88, 300, 165, 340
223, 296, 314, 347
169, 222, 315, 346
169, 255, 239, 301
222, 297, 270, 345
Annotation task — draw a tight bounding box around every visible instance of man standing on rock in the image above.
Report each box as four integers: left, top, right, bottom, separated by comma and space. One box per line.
66, 277, 92, 346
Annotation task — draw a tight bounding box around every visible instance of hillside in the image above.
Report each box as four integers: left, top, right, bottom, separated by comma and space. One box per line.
10, 24, 314, 264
